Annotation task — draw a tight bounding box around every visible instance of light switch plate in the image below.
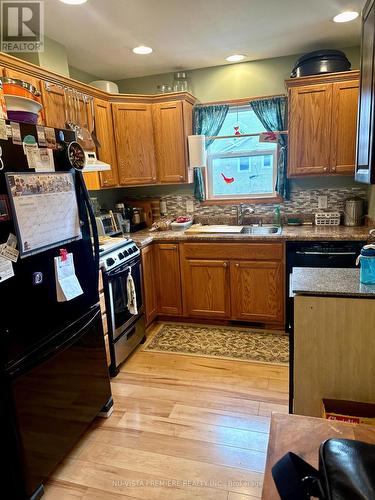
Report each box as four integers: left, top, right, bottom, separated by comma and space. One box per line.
186, 200, 194, 213
318, 195, 328, 209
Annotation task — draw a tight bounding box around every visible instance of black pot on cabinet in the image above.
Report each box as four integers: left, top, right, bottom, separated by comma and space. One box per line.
290, 49, 351, 78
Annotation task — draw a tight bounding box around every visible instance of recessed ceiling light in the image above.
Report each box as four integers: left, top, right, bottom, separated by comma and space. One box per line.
226, 54, 246, 62
333, 11, 359, 23
132, 46, 153, 55
59, 0, 87, 4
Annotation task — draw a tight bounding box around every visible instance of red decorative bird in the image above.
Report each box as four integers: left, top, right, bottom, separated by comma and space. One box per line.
221, 173, 235, 184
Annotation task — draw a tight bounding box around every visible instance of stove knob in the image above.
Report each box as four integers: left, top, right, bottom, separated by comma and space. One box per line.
106, 257, 115, 267
118, 252, 125, 260
132, 246, 138, 252
128, 248, 133, 254
123, 249, 129, 256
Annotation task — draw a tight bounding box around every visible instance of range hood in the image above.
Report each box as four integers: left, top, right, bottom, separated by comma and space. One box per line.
83, 151, 111, 172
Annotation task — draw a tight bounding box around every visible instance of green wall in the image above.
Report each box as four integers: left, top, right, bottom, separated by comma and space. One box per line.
69, 65, 100, 84
10, 37, 98, 83
116, 46, 360, 102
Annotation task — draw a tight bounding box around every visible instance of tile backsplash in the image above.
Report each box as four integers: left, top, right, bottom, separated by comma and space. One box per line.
155, 186, 368, 223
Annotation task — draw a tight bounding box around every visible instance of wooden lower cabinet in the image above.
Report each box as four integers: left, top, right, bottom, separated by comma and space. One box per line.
230, 260, 284, 323
182, 259, 231, 319
141, 245, 158, 325
142, 242, 285, 325
155, 243, 182, 316
180, 242, 285, 325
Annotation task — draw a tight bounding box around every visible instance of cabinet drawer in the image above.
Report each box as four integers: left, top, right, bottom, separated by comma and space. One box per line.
181, 243, 284, 261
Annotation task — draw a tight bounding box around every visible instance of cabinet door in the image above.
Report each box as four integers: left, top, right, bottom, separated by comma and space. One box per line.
141, 245, 158, 325
153, 101, 187, 183
4, 68, 45, 125
288, 84, 333, 176
231, 261, 284, 324
356, 0, 375, 183
155, 244, 182, 316
182, 259, 230, 319
41, 82, 66, 129
94, 98, 118, 188
112, 103, 157, 185
331, 80, 359, 175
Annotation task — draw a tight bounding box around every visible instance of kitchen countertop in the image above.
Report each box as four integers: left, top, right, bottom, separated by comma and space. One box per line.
291, 267, 375, 297
131, 225, 371, 249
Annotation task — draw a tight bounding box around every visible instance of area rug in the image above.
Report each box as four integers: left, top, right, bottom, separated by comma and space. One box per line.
144, 324, 289, 365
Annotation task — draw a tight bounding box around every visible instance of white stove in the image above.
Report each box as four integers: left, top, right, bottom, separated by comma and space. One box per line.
98, 236, 140, 272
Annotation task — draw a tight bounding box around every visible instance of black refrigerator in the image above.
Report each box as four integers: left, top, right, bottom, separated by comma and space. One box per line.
0, 123, 112, 500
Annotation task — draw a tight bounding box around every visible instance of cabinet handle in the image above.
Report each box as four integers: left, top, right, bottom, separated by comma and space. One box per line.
179, 175, 184, 180
235, 263, 239, 267
331, 166, 336, 172
323, 167, 328, 172
223, 262, 228, 268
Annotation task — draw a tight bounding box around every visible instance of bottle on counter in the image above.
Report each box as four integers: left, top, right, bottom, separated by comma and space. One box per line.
357, 244, 375, 285
273, 206, 281, 227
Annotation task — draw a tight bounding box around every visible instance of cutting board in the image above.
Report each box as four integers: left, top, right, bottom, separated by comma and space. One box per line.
185, 225, 243, 234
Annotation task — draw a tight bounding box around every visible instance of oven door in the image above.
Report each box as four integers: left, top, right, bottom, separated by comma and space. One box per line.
105, 256, 143, 340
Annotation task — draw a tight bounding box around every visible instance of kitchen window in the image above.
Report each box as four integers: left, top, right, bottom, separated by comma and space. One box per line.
205, 104, 279, 202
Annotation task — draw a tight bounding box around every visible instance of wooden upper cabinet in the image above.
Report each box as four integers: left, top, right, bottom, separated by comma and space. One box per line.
182, 259, 230, 319
230, 260, 284, 324
356, 0, 375, 183
287, 71, 360, 178
4, 68, 45, 125
112, 102, 157, 185
288, 83, 333, 176
155, 243, 182, 316
41, 82, 66, 129
331, 80, 359, 174
94, 98, 118, 188
153, 100, 190, 183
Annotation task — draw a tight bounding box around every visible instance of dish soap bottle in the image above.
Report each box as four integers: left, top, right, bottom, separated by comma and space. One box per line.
273, 206, 281, 227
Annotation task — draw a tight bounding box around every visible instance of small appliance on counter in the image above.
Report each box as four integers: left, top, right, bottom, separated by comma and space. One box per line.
343, 197, 365, 226
95, 212, 121, 237
113, 202, 147, 233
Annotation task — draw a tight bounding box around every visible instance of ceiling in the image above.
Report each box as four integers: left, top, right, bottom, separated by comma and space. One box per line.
45, 0, 365, 80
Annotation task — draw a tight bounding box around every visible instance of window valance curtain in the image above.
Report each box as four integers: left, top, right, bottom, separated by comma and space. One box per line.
192, 104, 229, 201
249, 96, 289, 200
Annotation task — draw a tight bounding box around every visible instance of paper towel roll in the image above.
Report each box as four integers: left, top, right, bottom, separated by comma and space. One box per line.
188, 135, 206, 168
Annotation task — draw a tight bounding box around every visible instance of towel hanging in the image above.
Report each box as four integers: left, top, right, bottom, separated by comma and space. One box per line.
126, 267, 138, 315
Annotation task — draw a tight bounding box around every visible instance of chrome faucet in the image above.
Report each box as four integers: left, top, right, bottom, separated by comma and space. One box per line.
237, 204, 255, 225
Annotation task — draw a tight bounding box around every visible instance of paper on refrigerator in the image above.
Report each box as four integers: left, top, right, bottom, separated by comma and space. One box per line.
0, 246, 14, 284
54, 252, 83, 302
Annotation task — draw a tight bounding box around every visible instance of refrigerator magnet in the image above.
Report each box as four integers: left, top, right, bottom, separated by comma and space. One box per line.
45, 127, 57, 149
36, 125, 47, 147
10, 122, 22, 145
0, 118, 7, 141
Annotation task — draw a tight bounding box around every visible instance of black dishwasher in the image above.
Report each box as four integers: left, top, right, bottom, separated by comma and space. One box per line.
286, 240, 366, 413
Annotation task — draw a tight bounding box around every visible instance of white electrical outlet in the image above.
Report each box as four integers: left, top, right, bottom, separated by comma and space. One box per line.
318, 195, 328, 210
186, 200, 194, 213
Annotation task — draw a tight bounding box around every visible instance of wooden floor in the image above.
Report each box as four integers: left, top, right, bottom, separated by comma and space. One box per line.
44, 322, 289, 500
